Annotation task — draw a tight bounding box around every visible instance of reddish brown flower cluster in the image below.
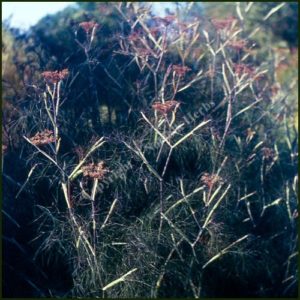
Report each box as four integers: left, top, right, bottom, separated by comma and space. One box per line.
211, 17, 237, 30
233, 63, 254, 76
154, 15, 176, 26
262, 147, 275, 160
136, 47, 152, 57
79, 21, 99, 34
128, 31, 142, 42
29, 129, 56, 146
227, 39, 247, 51
42, 69, 69, 84
201, 173, 223, 189
149, 27, 161, 38
81, 161, 108, 180
172, 65, 191, 76
152, 100, 180, 115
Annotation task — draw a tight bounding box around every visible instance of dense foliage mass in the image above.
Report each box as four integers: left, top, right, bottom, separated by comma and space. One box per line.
2, 2, 298, 297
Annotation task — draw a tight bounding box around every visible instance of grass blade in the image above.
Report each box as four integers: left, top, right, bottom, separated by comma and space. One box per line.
102, 268, 138, 291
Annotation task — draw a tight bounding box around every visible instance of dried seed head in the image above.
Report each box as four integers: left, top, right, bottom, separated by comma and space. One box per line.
149, 27, 161, 38
128, 29, 144, 42
29, 129, 56, 146
201, 173, 223, 189
262, 147, 275, 160
233, 63, 254, 76
211, 17, 237, 30
81, 161, 108, 180
128, 32, 140, 42
227, 39, 247, 51
172, 65, 191, 76
41, 69, 69, 84
154, 15, 176, 26
59, 69, 69, 80
79, 21, 99, 34
152, 100, 180, 115
136, 47, 152, 57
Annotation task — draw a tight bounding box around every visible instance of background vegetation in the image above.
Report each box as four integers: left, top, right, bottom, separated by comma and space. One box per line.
2, 2, 298, 297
